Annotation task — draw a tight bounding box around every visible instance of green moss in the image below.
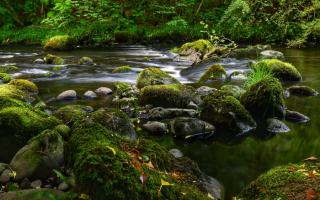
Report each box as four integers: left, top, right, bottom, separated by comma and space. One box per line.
253, 59, 302, 82
220, 85, 245, 99
241, 77, 285, 121
51, 65, 65, 71
139, 84, 198, 108
0, 66, 19, 73
43, 35, 72, 50
200, 91, 256, 135
0, 97, 30, 109
198, 64, 227, 83
8, 79, 38, 94
244, 65, 274, 89
54, 124, 71, 140
178, 39, 214, 55
239, 161, 320, 199
44, 54, 65, 65
53, 105, 92, 125
112, 65, 132, 73
136, 68, 180, 89
0, 73, 11, 83
0, 84, 31, 101
114, 82, 139, 99
66, 119, 211, 200
79, 57, 93, 65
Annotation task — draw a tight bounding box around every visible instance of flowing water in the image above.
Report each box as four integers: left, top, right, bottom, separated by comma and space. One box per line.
0, 45, 319, 199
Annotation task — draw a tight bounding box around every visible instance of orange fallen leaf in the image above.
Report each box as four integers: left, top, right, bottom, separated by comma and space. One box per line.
306, 188, 316, 200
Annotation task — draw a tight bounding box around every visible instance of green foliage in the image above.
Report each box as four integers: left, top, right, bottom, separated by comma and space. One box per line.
244, 64, 273, 89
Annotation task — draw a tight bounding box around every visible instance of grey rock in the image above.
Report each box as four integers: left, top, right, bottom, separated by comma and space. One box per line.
0, 163, 9, 174
30, 179, 42, 189
84, 90, 97, 99
20, 178, 31, 189
148, 107, 198, 120
287, 85, 319, 97
187, 101, 198, 110
0, 169, 11, 183
57, 90, 77, 100
196, 86, 217, 97
266, 118, 290, 133
285, 110, 310, 124
260, 50, 284, 60
95, 87, 112, 96
58, 182, 69, 191
169, 117, 215, 139
34, 58, 45, 64
142, 121, 168, 135
169, 149, 184, 158
201, 175, 224, 200
10, 130, 64, 180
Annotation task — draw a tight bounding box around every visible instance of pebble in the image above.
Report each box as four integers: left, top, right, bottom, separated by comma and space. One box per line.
30, 179, 42, 189
84, 90, 97, 99
57, 90, 77, 100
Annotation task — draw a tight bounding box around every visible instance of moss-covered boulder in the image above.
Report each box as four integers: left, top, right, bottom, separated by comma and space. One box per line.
112, 65, 132, 73
253, 59, 302, 82
139, 84, 200, 108
220, 85, 245, 99
8, 79, 38, 94
0, 65, 19, 73
66, 119, 215, 200
0, 73, 11, 83
44, 54, 64, 65
53, 105, 93, 125
198, 64, 227, 83
200, 91, 256, 136
287, 85, 319, 97
91, 108, 137, 140
43, 35, 72, 50
136, 68, 180, 89
0, 106, 61, 162
10, 129, 64, 180
173, 39, 226, 63
239, 161, 320, 199
79, 56, 94, 65
240, 77, 285, 121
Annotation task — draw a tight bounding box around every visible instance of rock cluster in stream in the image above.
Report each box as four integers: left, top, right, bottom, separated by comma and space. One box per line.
0, 42, 318, 199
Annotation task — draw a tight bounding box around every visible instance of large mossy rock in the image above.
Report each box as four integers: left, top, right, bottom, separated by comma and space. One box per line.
43, 35, 72, 50
0, 105, 61, 162
139, 84, 200, 108
53, 105, 93, 125
240, 77, 285, 121
10, 129, 64, 180
0, 80, 38, 102
200, 91, 256, 136
239, 161, 320, 199
232, 45, 271, 58
253, 59, 302, 82
66, 119, 214, 200
198, 64, 227, 83
136, 68, 180, 89
91, 108, 137, 140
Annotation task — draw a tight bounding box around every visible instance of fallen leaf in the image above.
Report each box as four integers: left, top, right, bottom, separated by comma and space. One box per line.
106, 146, 116, 155
132, 161, 142, 172
144, 161, 155, 169
306, 188, 316, 200
161, 179, 173, 186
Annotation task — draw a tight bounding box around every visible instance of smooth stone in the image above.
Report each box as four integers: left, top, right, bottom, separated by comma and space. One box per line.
57, 90, 77, 100
20, 178, 31, 189
201, 175, 224, 200
0, 169, 11, 183
148, 107, 198, 120
285, 110, 310, 123
84, 90, 97, 99
142, 121, 168, 135
287, 85, 319, 97
260, 50, 284, 59
169, 117, 215, 140
266, 118, 290, 133
34, 58, 45, 64
0, 163, 9, 174
95, 87, 112, 96
30, 179, 42, 189
58, 182, 69, 191
196, 86, 217, 97
169, 149, 184, 158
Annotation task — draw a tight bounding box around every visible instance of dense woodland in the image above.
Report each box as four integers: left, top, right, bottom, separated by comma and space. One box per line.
0, 0, 319, 47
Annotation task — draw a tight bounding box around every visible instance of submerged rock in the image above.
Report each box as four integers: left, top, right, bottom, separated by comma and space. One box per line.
147, 107, 198, 120
169, 117, 215, 140
198, 64, 227, 83
57, 90, 77, 101
253, 59, 302, 82
136, 67, 180, 89
287, 85, 319, 96
232, 44, 271, 57
201, 91, 256, 136
142, 121, 168, 135
285, 110, 310, 123
34, 58, 45, 64
241, 77, 285, 121
112, 65, 132, 73
79, 56, 94, 65
260, 50, 284, 60
10, 129, 64, 180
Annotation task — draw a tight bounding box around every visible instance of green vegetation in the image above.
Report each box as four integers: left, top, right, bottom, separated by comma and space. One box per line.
0, 0, 318, 46
0, 73, 11, 83
112, 65, 132, 73
43, 35, 72, 50
137, 68, 180, 89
